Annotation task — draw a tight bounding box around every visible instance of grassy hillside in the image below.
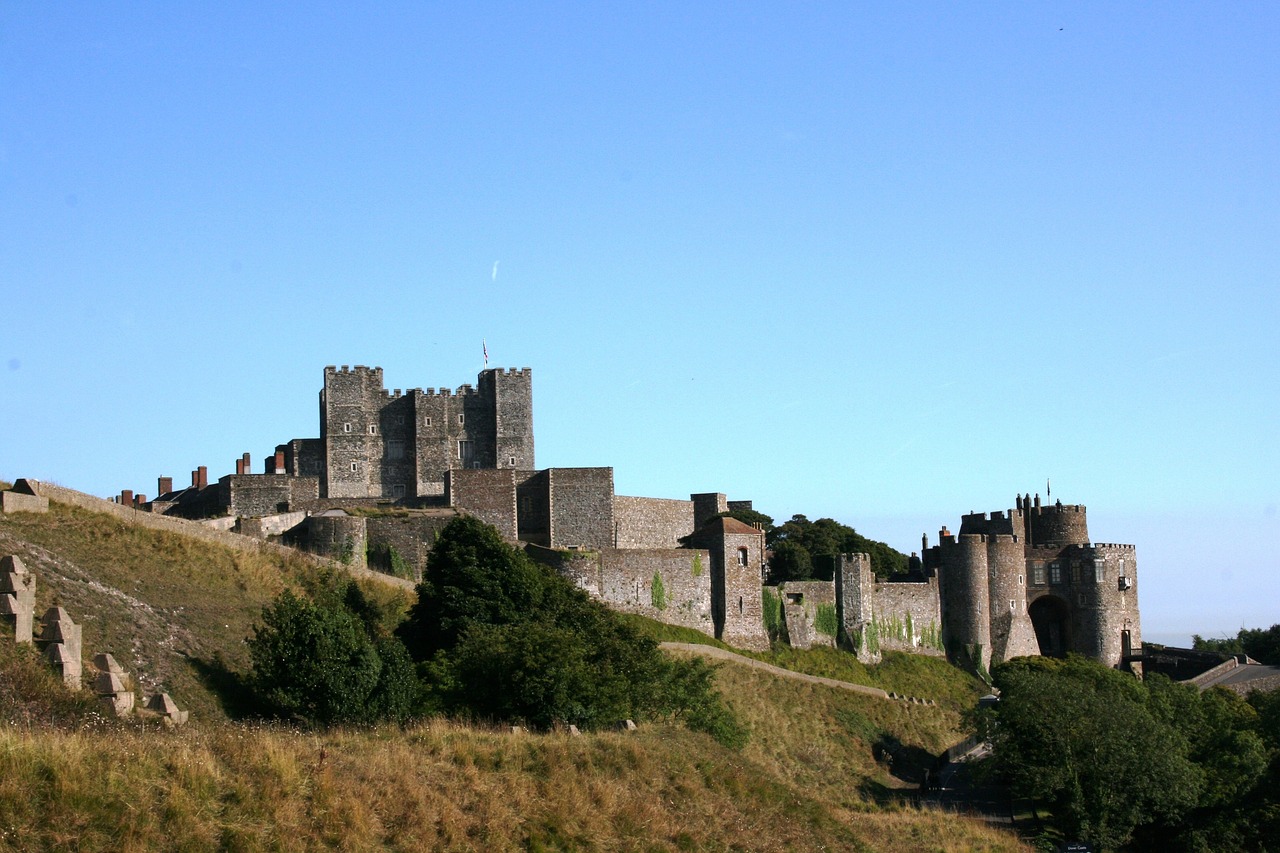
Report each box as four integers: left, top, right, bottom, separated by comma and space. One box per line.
0, 498, 410, 720
0, 495, 1026, 851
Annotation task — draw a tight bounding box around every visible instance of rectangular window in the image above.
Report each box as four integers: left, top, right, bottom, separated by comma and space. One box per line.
368, 424, 377, 435
387, 440, 405, 460
349, 462, 358, 472
391, 484, 406, 498
424, 416, 432, 427
508, 456, 517, 466
458, 413, 465, 425
458, 440, 474, 464
1095, 562, 1105, 583
1032, 565, 1045, 585
1071, 564, 1080, 583
1050, 563, 1062, 584
343, 423, 352, 433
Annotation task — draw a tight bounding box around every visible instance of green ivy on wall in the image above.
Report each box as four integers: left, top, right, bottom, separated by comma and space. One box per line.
814, 603, 839, 637
761, 587, 782, 640
651, 572, 667, 610
691, 553, 703, 578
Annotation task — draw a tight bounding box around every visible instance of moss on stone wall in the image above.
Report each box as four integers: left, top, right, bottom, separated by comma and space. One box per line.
651, 572, 667, 610
814, 603, 838, 637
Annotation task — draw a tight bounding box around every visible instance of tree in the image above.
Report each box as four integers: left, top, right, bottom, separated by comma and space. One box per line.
1194, 623, 1280, 665
397, 515, 549, 659
765, 514, 908, 581
248, 590, 383, 725
399, 516, 748, 744
989, 656, 1200, 850
248, 583, 420, 725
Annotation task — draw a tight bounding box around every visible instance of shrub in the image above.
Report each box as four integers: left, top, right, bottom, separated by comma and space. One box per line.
401, 517, 748, 743
248, 585, 420, 725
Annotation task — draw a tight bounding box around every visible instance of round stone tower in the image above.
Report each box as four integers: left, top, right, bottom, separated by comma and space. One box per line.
940, 532, 992, 672
1027, 501, 1089, 548
986, 533, 1039, 663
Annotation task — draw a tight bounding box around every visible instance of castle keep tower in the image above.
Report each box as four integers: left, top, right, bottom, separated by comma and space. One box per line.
924, 495, 1140, 670
320, 365, 534, 499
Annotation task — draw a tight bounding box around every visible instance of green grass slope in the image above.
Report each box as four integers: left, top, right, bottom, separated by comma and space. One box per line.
0, 496, 1026, 851
0, 499, 409, 720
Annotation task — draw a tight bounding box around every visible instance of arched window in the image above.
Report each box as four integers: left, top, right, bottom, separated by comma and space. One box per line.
737, 547, 749, 567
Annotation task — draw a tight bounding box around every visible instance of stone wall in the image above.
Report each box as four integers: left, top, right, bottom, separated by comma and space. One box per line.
612, 495, 695, 548
777, 580, 837, 650
1, 479, 48, 514
235, 511, 308, 539
600, 547, 714, 635
223, 474, 317, 518
446, 468, 518, 540
365, 513, 458, 579
870, 576, 944, 656
525, 544, 715, 638
548, 468, 614, 549
516, 470, 550, 545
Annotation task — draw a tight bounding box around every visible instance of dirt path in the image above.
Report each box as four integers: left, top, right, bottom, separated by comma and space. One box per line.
658, 642, 891, 699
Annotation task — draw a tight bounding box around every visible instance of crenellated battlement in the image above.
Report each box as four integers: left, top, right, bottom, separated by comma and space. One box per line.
491, 367, 532, 377
326, 365, 383, 378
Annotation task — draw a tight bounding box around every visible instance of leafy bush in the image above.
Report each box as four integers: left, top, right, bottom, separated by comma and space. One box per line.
248, 584, 419, 725
399, 517, 747, 744
990, 655, 1273, 851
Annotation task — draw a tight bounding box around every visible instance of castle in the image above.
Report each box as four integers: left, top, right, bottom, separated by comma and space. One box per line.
121, 364, 1140, 669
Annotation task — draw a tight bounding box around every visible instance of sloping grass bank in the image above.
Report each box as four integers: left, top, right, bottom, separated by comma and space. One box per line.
0, 719, 1026, 852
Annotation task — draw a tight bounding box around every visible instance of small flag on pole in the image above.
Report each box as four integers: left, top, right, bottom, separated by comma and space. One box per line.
483, 339, 489, 369
1047, 478, 1051, 498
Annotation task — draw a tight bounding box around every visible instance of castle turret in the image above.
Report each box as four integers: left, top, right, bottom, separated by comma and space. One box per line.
1027, 501, 1089, 548
985, 534, 1038, 663
321, 365, 386, 498
939, 533, 992, 672
482, 368, 535, 472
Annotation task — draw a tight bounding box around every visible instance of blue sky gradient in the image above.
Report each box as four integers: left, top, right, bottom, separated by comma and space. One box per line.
3, 3, 1276, 644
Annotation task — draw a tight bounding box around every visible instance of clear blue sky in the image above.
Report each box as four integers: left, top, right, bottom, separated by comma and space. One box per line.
2, 3, 1276, 644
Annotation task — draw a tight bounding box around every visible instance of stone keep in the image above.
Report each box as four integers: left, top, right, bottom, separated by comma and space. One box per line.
319, 365, 533, 499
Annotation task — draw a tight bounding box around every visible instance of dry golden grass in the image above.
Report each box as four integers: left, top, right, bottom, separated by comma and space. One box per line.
0, 719, 1029, 852
0, 495, 1029, 851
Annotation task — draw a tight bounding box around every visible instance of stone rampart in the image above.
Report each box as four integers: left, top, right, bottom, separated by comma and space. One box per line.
548, 468, 614, 549
777, 581, 838, 650
25, 481, 413, 591
600, 547, 714, 635
612, 495, 695, 548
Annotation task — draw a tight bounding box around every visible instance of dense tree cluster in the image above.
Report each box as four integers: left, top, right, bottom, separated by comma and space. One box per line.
247, 581, 419, 725
247, 517, 746, 747
1193, 623, 1280, 665
986, 656, 1280, 851
756, 513, 908, 582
